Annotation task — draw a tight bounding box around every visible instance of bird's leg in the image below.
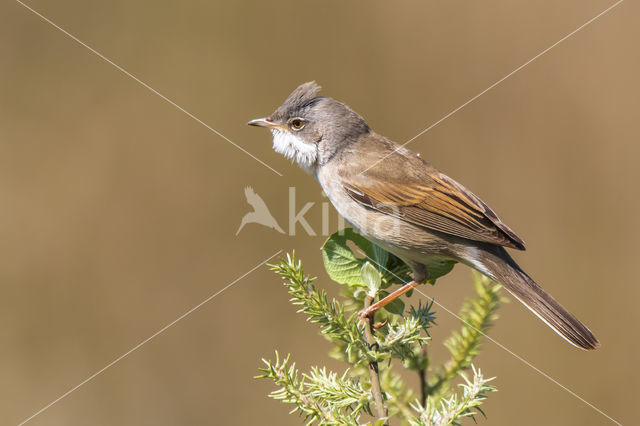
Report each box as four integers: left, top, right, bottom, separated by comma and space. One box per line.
358, 280, 421, 320
358, 263, 427, 320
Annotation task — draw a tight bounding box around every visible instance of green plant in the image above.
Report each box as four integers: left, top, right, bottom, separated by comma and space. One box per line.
257, 229, 504, 425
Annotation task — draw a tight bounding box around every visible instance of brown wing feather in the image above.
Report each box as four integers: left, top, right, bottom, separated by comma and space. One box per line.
340, 139, 525, 250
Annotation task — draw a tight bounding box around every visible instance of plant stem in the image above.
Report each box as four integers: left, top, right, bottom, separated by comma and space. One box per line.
269, 362, 339, 423
363, 295, 389, 424
419, 346, 428, 406
419, 369, 427, 406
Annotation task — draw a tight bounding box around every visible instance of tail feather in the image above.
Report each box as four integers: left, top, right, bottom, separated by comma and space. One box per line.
473, 246, 599, 350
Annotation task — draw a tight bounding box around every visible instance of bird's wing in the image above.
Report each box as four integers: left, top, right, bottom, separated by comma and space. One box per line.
340, 143, 525, 250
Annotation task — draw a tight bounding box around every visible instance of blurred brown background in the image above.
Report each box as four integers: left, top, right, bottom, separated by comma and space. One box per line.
1, 0, 637, 424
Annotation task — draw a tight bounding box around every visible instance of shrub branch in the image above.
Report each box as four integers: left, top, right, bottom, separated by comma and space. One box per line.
258, 232, 501, 425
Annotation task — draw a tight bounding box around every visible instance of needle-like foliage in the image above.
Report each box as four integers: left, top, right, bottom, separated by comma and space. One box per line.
257, 352, 369, 424
410, 367, 496, 426
426, 272, 505, 399
257, 230, 502, 425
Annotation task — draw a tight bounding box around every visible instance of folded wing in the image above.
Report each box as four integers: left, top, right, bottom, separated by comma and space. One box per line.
341, 149, 525, 250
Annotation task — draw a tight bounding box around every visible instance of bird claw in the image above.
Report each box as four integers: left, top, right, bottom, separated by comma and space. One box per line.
373, 320, 388, 329
358, 308, 373, 320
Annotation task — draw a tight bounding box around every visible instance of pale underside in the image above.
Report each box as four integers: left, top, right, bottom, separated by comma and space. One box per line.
271, 129, 317, 174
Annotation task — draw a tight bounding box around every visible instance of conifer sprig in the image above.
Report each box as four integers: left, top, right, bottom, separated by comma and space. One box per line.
269, 253, 375, 362
410, 366, 496, 426
258, 230, 501, 425
426, 272, 504, 398
257, 352, 366, 424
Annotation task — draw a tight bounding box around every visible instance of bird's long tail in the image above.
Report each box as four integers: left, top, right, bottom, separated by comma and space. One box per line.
472, 246, 599, 350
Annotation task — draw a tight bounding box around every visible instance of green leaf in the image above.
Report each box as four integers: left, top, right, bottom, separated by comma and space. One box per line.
321, 228, 374, 287
371, 244, 389, 273
423, 258, 457, 285
383, 297, 405, 316
322, 228, 456, 289
361, 261, 381, 297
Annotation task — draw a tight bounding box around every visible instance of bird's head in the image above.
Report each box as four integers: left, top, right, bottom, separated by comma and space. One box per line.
248, 82, 370, 173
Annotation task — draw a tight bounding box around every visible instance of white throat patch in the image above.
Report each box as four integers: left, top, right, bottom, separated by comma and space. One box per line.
271, 129, 317, 173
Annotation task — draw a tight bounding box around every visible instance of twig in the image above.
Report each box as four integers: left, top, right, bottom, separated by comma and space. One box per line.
419, 370, 427, 407
268, 360, 340, 423
419, 346, 428, 406
363, 295, 389, 424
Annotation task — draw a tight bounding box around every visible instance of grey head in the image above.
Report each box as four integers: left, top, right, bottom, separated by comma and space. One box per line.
248, 82, 370, 173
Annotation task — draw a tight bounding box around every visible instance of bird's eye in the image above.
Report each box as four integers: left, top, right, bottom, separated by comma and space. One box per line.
290, 118, 305, 131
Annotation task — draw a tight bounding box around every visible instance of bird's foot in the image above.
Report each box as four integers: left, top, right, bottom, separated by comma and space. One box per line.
358, 280, 421, 322
358, 307, 375, 321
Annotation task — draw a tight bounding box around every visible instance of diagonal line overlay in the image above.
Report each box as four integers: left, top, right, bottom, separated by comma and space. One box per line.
14, 0, 283, 177
364, 254, 622, 425
360, 0, 624, 175
12, 0, 627, 424
18, 250, 283, 425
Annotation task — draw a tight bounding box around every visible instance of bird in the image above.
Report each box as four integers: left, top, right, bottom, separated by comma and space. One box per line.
248, 81, 599, 350
236, 186, 285, 235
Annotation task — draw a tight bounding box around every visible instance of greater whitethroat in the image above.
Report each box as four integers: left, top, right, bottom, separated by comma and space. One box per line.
248, 82, 599, 350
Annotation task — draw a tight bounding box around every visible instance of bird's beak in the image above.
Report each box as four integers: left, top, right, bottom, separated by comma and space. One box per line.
247, 117, 276, 128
